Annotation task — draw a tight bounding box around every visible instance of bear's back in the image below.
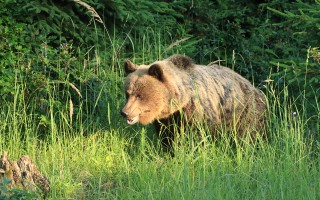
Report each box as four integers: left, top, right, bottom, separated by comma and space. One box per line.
192, 64, 257, 94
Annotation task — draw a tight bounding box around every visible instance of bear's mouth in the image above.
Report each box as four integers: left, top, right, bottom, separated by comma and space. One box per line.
127, 115, 139, 125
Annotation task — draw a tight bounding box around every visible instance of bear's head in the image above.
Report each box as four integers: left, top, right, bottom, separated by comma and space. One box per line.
121, 55, 194, 125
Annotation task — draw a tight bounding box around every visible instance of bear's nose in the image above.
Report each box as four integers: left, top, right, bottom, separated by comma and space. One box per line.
120, 110, 128, 118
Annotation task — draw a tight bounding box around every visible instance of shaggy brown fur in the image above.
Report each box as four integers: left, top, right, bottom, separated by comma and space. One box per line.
121, 55, 266, 143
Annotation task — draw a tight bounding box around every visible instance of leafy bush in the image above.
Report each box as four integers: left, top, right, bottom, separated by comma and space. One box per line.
176, 0, 294, 81
0, 1, 111, 134
268, 0, 320, 96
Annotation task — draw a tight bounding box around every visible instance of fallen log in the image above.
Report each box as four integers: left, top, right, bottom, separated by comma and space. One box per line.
0, 152, 50, 195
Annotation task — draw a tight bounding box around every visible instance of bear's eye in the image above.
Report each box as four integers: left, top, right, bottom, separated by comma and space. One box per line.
136, 94, 142, 100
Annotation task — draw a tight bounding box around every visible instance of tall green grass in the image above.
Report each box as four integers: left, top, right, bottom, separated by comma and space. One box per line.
1, 29, 319, 199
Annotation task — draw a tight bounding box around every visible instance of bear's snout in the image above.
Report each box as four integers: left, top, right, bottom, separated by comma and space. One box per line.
120, 108, 140, 125
120, 110, 128, 118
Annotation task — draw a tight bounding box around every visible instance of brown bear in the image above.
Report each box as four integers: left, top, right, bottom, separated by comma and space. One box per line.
121, 55, 266, 146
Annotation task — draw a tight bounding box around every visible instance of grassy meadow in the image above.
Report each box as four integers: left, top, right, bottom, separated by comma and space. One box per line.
1, 21, 320, 200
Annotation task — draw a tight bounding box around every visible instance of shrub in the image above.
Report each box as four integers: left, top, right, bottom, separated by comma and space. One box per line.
267, 0, 320, 119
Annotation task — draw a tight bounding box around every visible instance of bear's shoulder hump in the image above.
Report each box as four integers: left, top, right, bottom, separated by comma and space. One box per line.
167, 54, 194, 71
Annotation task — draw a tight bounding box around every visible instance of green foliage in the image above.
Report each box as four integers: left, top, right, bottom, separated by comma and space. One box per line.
20, 0, 102, 46
173, 1, 260, 75
0, 1, 112, 135
267, 0, 320, 112
103, 0, 183, 29
175, 0, 293, 80
0, 178, 39, 200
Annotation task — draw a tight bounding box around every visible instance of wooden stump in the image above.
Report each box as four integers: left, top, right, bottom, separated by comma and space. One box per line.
0, 152, 50, 194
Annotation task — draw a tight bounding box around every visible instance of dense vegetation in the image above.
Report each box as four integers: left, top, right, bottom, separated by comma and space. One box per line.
0, 0, 319, 199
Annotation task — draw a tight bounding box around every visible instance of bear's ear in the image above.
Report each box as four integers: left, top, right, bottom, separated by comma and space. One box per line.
148, 64, 164, 81
169, 54, 194, 70
124, 60, 137, 75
